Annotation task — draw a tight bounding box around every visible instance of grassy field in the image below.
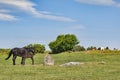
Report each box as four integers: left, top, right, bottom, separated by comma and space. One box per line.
0, 51, 120, 80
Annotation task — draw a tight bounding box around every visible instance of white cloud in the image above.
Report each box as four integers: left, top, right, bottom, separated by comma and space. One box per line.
0, 0, 74, 22
75, 0, 120, 7
40, 11, 52, 15
0, 13, 17, 21
36, 13, 75, 22
0, 8, 17, 21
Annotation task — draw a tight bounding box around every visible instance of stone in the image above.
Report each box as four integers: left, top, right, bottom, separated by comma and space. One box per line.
60, 62, 84, 67
98, 61, 106, 65
44, 53, 54, 66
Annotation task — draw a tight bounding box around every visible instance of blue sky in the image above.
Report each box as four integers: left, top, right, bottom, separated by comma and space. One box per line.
0, 0, 120, 50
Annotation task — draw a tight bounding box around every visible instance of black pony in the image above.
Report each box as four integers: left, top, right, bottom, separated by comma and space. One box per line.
5, 47, 35, 65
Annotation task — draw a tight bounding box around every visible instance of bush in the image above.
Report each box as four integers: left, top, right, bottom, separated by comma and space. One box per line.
25, 44, 45, 53
87, 46, 97, 50
72, 45, 86, 52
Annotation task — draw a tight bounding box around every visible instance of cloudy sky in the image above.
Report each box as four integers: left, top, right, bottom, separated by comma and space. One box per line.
0, 0, 120, 50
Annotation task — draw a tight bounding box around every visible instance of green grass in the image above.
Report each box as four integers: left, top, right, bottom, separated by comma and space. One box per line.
0, 51, 120, 80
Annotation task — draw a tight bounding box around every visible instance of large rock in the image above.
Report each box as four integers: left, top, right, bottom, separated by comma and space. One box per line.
44, 53, 54, 66
60, 62, 84, 67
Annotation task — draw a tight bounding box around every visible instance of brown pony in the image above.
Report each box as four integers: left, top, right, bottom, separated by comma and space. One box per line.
5, 47, 35, 65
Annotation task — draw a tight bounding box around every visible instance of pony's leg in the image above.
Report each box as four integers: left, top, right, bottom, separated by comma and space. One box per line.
21, 57, 23, 65
12, 56, 17, 65
31, 57, 34, 65
21, 57, 26, 65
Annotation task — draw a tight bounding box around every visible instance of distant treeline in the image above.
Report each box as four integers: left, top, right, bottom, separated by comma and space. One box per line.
0, 48, 10, 54
0, 34, 119, 54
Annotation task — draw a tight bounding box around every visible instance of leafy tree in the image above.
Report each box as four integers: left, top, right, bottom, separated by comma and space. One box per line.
97, 47, 101, 50
49, 34, 79, 53
105, 46, 109, 50
25, 44, 45, 53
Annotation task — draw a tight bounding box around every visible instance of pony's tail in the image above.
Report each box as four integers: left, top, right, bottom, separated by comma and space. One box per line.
5, 50, 13, 60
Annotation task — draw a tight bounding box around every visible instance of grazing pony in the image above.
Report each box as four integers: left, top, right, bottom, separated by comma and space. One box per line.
5, 47, 35, 65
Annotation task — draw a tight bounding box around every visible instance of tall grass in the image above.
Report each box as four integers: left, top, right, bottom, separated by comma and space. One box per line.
0, 51, 120, 80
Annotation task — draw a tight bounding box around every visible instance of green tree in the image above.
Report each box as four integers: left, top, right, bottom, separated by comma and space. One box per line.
49, 34, 79, 53
26, 44, 45, 53
105, 46, 109, 50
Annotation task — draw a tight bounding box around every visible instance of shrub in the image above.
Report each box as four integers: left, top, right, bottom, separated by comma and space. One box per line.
72, 45, 86, 52
25, 44, 45, 53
